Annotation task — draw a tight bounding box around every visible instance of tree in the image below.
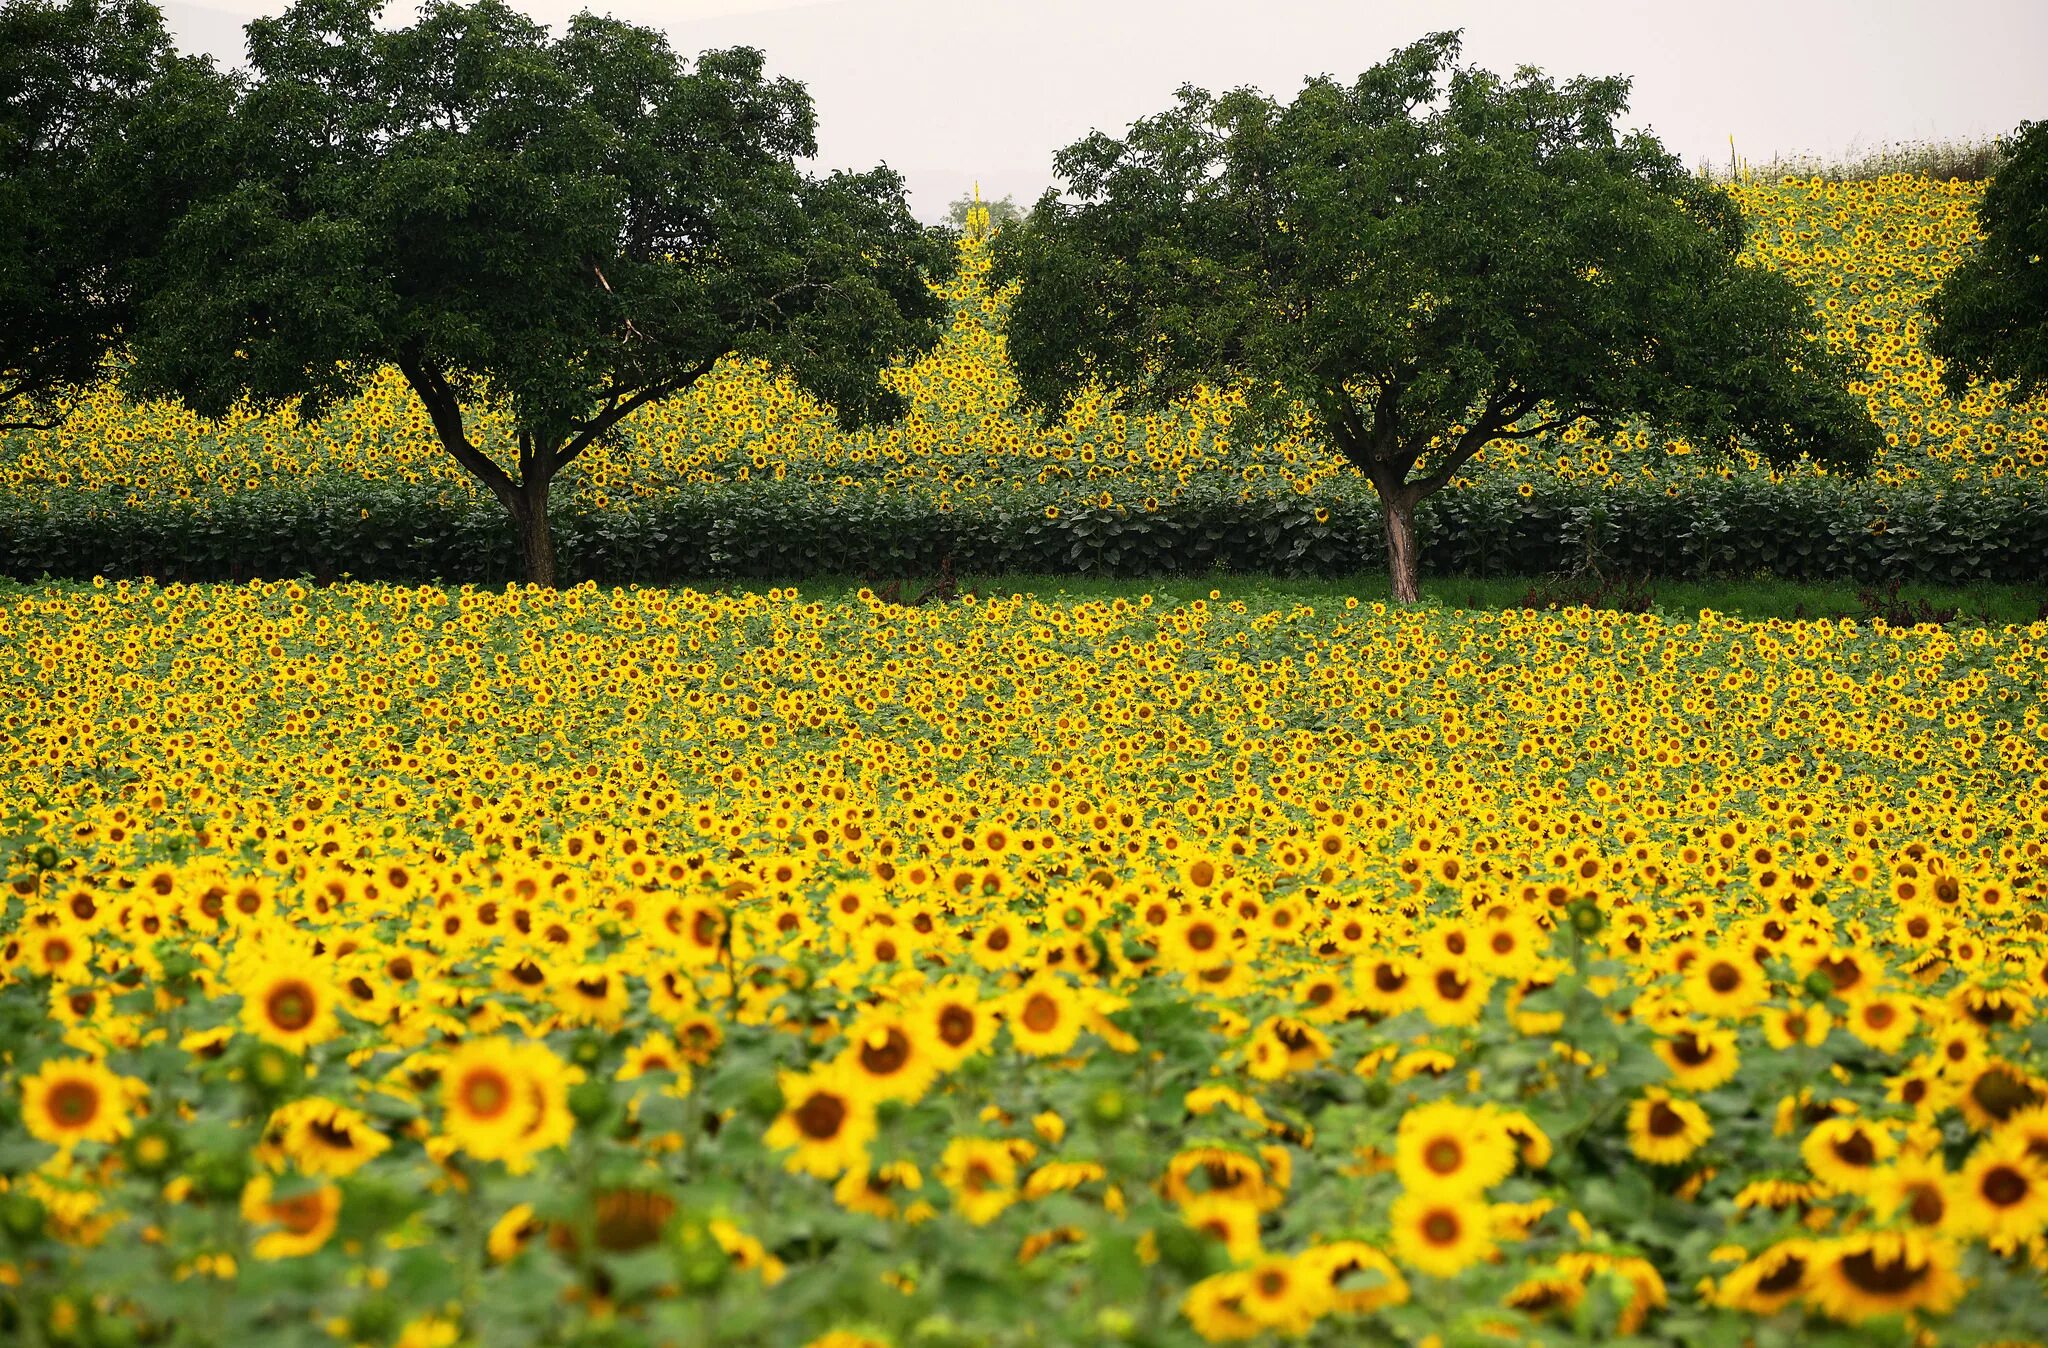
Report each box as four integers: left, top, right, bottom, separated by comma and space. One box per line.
944, 189, 1024, 230
0, 0, 232, 430
127, 0, 953, 585
1927, 120, 2047, 404
989, 32, 1883, 604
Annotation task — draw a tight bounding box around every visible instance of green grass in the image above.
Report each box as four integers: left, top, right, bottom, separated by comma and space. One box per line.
686, 571, 2048, 624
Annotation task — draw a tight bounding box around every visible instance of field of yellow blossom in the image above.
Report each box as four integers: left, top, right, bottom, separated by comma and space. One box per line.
3, 175, 2046, 588
3, 577, 2046, 1345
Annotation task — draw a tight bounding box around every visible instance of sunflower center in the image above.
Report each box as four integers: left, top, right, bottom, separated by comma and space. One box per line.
1434, 969, 1468, 1000
1706, 962, 1741, 993
1864, 1003, 1896, 1029
272, 1192, 328, 1234
1970, 1067, 2042, 1123
1982, 1165, 2030, 1208
1669, 1034, 1713, 1066
1647, 1101, 1688, 1137
1187, 924, 1216, 952
308, 1117, 358, 1150
1756, 1256, 1807, 1294
795, 1091, 848, 1141
1839, 1248, 1929, 1296
1831, 1133, 1877, 1168
860, 1029, 912, 1075
47, 1080, 100, 1127
1022, 994, 1060, 1034
1908, 1185, 1946, 1225
265, 980, 317, 1032
460, 1069, 513, 1119
1255, 1268, 1289, 1298
1421, 1210, 1461, 1246
937, 1004, 976, 1047
1373, 964, 1406, 993
1423, 1138, 1464, 1174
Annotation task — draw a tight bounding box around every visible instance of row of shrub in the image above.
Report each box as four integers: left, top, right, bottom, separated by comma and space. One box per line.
2, 473, 2042, 586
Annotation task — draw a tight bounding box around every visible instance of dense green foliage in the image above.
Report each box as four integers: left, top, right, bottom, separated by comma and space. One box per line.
3, 470, 2039, 588
990, 32, 1884, 601
0, 0, 230, 430
117, 0, 953, 582
1927, 120, 2048, 404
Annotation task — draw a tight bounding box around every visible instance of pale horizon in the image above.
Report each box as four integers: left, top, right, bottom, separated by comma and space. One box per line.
161, 0, 2048, 221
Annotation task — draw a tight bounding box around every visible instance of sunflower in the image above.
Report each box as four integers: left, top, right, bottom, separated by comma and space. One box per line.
1235, 1254, 1329, 1333
240, 1175, 342, 1260
269, 1097, 391, 1177
1762, 1002, 1832, 1050
1296, 1239, 1409, 1313
1416, 960, 1491, 1028
236, 954, 342, 1052
1389, 1192, 1494, 1278
1685, 951, 1767, 1019
19, 1057, 138, 1149
1867, 1154, 1957, 1231
838, 1006, 939, 1103
1713, 1239, 1813, 1313
938, 1137, 1019, 1226
1180, 1193, 1264, 1262
1627, 1090, 1712, 1166
1959, 1059, 2047, 1130
919, 977, 997, 1068
1844, 993, 1917, 1054
765, 1062, 874, 1180
1353, 955, 1414, 1015
1954, 1132, 2048, 1251
833, 1161, 925, 1220
1803, 1231, 1965, 1324
1181, 1270, 1262, 1343
1004, 976, 1084, 1057
488, 1203, 545, 1262
1802, 1117, 1897, 1195
438, 1038, 541, 1165
1655, 1025, 1740, 1092
555, 962, 631, 1026
1395, 1101, 1515, 1196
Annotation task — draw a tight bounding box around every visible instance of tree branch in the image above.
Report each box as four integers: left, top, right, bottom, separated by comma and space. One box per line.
553, 357, 720, 472
395, 352, 517, 500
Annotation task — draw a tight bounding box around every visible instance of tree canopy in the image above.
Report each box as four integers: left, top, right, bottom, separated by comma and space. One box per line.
0, 0, 231, 430
124, 0, 954, 583
1927, 119, 2048, 405
990, 31, 1883, 602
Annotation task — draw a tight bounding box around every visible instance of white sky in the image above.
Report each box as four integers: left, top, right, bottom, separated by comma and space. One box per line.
161, 0, 2048, 221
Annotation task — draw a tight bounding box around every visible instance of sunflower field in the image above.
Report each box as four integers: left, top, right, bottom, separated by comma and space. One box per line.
2, 176, 2046, 585
3, 577, 2046, 1346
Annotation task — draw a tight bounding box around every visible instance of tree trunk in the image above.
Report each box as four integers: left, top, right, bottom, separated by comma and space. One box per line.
509, 476, 558, 587
1381, 487, 1422, 606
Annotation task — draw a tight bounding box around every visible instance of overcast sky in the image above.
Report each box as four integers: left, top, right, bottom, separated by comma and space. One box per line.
160, 0, 2048, 221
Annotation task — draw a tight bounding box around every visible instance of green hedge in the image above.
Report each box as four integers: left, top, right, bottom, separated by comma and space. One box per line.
2, 473, 2042, 585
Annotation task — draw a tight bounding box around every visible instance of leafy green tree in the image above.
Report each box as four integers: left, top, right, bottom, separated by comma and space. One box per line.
990, 32, 1882, 603
1927, 120, 2047, 404
128, 0, 952, 584
944, 190, 1024, 230
0, 0, 232, 430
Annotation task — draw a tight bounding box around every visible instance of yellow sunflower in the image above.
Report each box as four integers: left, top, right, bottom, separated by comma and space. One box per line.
1389, 1192, 1495, 1278
1394, 1101, 1515, 1196
1627, 1090, 1712, 1166
240, 1175, 342, 1260
237, 954, 341, 1052
19, 1057, 139, 1149
1954, 1132, 2048, 1251
764, 1062, 874, 1180
1802, 1231, 1965, 1324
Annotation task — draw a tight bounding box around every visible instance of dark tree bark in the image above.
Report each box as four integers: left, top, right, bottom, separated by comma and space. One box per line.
1380, 486, 1422, 606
